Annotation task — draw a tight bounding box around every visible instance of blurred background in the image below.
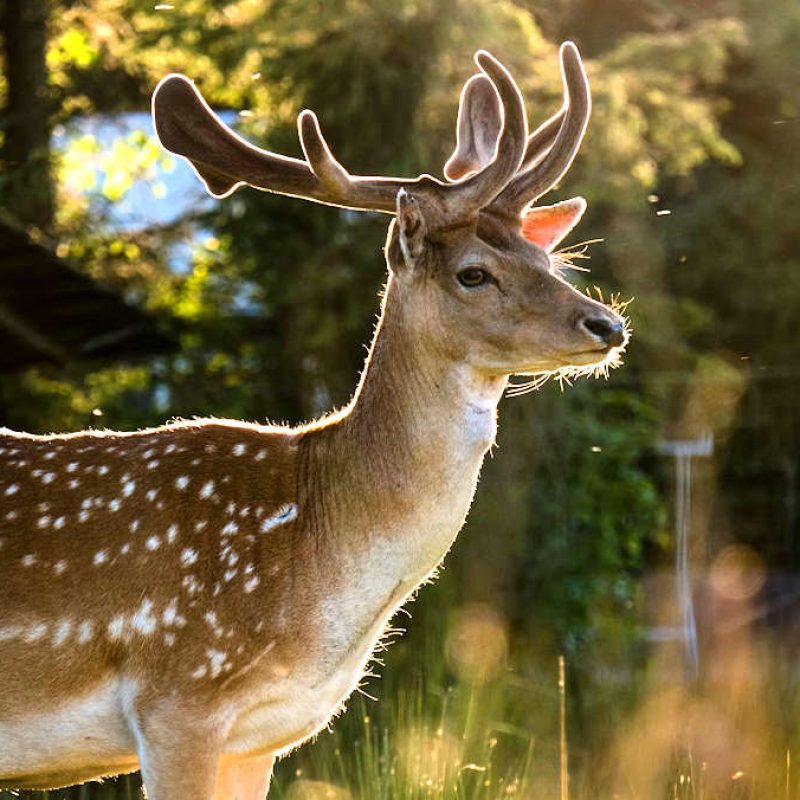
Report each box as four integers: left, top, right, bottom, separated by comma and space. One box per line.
0, 0, 799, 797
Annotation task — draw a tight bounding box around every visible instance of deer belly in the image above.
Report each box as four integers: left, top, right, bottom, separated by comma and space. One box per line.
0, 680, 136, 783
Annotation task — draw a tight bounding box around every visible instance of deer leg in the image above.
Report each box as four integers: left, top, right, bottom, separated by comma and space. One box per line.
130, 702, 224, 800
215, 753, 274, 800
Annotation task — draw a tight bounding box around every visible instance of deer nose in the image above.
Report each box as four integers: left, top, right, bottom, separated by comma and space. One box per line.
580, 314, 626, 347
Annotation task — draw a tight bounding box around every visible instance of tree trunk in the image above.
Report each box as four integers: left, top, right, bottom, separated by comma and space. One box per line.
0, 0, 53, 229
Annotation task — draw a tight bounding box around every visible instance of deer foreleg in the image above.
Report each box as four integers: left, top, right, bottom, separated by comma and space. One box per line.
215, 753, 274, 800
129, 700, 225, 800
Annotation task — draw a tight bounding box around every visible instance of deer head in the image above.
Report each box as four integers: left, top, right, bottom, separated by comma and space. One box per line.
152, 43, 626, 383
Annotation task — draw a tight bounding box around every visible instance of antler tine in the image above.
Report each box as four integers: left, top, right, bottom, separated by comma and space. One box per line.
297, 110, 354, 202
153, 74, 419, 214
444, 74, 502, 182
445, 74, 567, 182
491, 42, 590, 215
520, 107, 567, 172
444, 51, 528, 213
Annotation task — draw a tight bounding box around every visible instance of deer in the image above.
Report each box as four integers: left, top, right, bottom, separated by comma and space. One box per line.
0, 42, 626, 799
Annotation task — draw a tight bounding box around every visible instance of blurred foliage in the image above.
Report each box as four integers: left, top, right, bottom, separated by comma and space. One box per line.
1, 0, 799, 797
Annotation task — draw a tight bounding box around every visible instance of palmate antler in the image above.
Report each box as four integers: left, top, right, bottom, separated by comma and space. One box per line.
152, 43, 589, 221
446, 42, 591, 218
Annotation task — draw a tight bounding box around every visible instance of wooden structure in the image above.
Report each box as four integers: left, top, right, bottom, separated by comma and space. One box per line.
0, 220, 174, 371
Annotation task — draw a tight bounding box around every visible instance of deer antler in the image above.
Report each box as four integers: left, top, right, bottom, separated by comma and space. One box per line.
444, 42, 589, 219
444, 74, 566, 182
489, 42, 590, 216
152, 51, 527, 217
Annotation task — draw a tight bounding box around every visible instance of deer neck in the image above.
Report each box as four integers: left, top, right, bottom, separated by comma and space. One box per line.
302, 275, 506, 587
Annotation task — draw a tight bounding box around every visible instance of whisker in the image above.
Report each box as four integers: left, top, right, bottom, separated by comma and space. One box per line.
506, 298, 631, 400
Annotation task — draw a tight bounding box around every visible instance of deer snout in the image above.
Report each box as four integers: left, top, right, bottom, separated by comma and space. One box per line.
579, 312, 626, 348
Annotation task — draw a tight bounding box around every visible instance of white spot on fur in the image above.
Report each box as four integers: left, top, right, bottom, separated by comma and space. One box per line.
200, 480, 215, 499
97, 465, 109, 476
191, 665, 207, 679
53, 516, 66, 530
166, 524, 179, 544
130, 520, 140, 533
68, 479, 80, 489
122, 480, 136, 497
5, 510, 18, 521
207, 648, 228, 677
165, 443, 177, 454
52, 619, 73, 647
131, 599, 157, 635
145, 536, 161, 551
194, 520, 207, 532
233, 443, 247, 456
66, 462, 78, 472
180, 547, 198, 566
260, 502, 298, 533
108, 499, 121, 512
243, 575, 260, 593
146, 488, 158, 502
147, 459, 160, 469
77, 620, 94, 643
78, 510, 90, 523
120, 543, 131, 555
255, 449, 267, 461
162, 599, 179, 626
224, 568, 238, 582
36, 516, 51, 529
21, 554, 37, 567
164, 632, 176, 646
0, 625, 22, 641
107, 616, 125, 639
25, 623, 48, 642
221, 521, 239, 536
175, 476, 189, 490
93, 550, 109, 565
53, 559, 68, 574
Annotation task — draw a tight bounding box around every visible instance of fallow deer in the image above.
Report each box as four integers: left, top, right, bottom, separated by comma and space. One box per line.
0, 43, 626, 799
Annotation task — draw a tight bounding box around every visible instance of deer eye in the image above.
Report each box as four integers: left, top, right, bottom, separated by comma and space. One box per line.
457, 267, 489, 288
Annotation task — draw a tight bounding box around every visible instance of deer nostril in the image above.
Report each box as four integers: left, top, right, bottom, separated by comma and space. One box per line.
581, 315, 625, 347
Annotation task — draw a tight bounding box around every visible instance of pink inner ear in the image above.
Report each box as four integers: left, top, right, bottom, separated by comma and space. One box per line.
521, 198, 586, 252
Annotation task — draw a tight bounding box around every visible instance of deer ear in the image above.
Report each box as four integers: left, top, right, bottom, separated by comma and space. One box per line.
396, 189, 427, 269
521, 197, 586, 252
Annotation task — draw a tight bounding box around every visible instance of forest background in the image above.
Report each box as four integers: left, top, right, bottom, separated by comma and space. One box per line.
1, 0, 799, 797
